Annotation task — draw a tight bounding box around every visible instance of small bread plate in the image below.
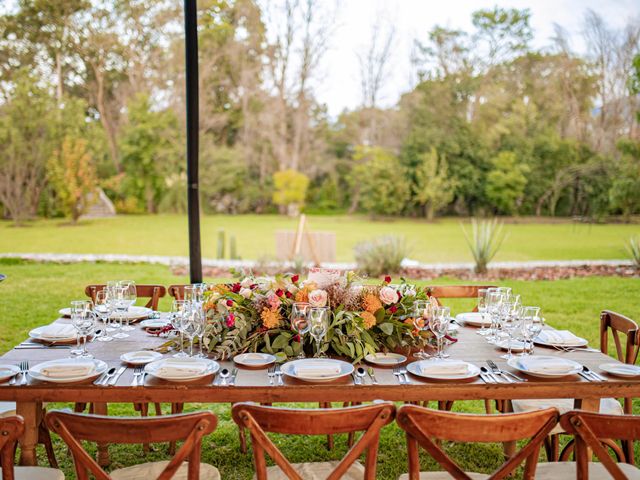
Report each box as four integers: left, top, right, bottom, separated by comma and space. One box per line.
29, 359, 107, 384
281, 359, 354, 383
364, 352, 406, 366
233, 353, 276, 368
140, 319, 171, 330
494, 340, 527, 353
599, 363, 640, 378
120, 351, 163, 366
0, 364, 20, 383
456, 312, 491, 327
144, 358, 219, 382
507, 355, 582, 378
406, 359, 480, 381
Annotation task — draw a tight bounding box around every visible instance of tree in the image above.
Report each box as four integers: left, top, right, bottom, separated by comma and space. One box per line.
272, 169, 310, 216
485, 151, 529, 215
412, 148, 457, 220
47, 136, 97, 223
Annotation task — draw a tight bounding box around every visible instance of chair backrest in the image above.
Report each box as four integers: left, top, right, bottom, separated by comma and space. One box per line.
426, 285, 497, 312
396, 405, 558, 480
0, 416, 24, 480
231, 402, 395, 480
85, 284, 166, 310
560, 411, 640, 480
168, 284, 186, 301
600, 310, 639, 365
45, 410, 217, 480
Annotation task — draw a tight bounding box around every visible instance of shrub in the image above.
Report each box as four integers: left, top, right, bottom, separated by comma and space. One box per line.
461, 218, 507, 274
627, 236, 640, 268
354, 235, 410, 276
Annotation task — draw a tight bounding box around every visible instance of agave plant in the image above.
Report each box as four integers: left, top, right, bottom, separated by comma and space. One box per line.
626, 236, 640, 268
461, 218, 507, 274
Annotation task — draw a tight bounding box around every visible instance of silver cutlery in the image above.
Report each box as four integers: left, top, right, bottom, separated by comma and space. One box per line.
479, 372, 494, 383
583, 366, 606, 381
356, 367, 367, 385
367, 367, 378, 384
393, 366, 406, 384
351, 373, 361, 385
131, 367, 143, 386
267, 366, 275, 386
486, 361, 513, 383
96, 367, 116, 386
578, 370, 595, 382
109, 367, 126, 386
20, 361, 29, 386
398, 367, 410, 384
480, 367, 502, 383
274, 364, 283, 386
229, 368, 239, 386
486, 360, 526, 382
218, 368, 230, 386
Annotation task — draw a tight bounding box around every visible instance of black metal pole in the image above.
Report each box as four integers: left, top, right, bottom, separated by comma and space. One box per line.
184, 0, 202, 283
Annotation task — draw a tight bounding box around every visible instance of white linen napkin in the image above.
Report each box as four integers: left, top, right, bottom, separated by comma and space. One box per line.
520, 357, 575, 374
419, 360, 470, 375
457, 313, 490, 324
38, 324, 77, 339
156, 360, 208, 377
40, 361, 95, 378
538, 330, 582, 345
294, 362, 342, 378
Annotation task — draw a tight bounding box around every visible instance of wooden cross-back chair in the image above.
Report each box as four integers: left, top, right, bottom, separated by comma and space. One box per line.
85, 284, 166, 310
168, 284, 187, 301
0, 416, 64, 480
396, 404, 559, 480
45, 410, 219, 480
232, 401, 395, 480
558, 411, 640, 479
426, 285, 497, 312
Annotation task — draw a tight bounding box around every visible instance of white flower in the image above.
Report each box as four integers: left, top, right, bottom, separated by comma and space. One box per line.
404, 287, 417, 297
239, 288, 252, 299
308, 289, 328, 308
240, 277, 253, 288
307, 268, 343, 289
379, 286, 399, 305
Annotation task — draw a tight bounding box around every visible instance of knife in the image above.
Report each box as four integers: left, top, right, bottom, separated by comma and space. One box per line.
109, 367, 126, 386
229, 368, 238, 386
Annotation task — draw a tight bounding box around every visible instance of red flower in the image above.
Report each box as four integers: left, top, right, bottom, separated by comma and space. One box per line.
285, 291, 293, 299
231, 283, 241, 293
250, 284, 258, 290
275, 289, 284, 297
397, 291, 402, 301
389, 305, 398, 314
226, 299, 234, 307
291, 274, 300, 283
293, 334, 301, 342
384, 275, 392, 283
225, 313, 236, 328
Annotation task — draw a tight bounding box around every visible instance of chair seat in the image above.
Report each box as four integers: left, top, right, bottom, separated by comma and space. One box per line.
110, 461, 220, 480
259, 461, 365, 480
0, 467, 65, 480
511, 397, 623, 434
399, 472, 488, 479
536, 461, 640, 479
0, 401, 16, 418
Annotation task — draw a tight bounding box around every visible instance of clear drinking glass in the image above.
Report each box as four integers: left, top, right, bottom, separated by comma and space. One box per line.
291, 302, 310, 359
93, 290, 113, 342
171, 300, 188, 358
308, 307, 329, 358
430, 306, 450, 359
70, 300, 92, 356
523, 306, 543, 355
412, 300, 431, 359
486, 291, 504, 343
476, 288, 489, 335
112, 286, 130, 339
184, 285, 197, 304
192, 303, 207, 359
71, 309, 95, 358
182, 305, 204, 357
500, 303, 522, 359
119, 280, 136, 331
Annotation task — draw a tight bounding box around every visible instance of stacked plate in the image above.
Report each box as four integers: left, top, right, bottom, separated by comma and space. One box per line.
406, 359, 480, 380
507, 355, 582, 378
280, 359, 353, 382
456, 312, 492, 327
233, 353, 276, 367
29, 359, 107, 383
29, 324, 77, 344
144, 358, 219, 382
60, 306, 153, 322
534, 330, 588, 348
120, 351, 163, 365
364, 352, 406, 366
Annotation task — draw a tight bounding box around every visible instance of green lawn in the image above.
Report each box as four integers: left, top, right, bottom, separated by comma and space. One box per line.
2, 214, 639, 262
2, 260, 640, 478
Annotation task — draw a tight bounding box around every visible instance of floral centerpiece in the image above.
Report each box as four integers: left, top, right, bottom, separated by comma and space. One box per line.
197, 270, 430, 363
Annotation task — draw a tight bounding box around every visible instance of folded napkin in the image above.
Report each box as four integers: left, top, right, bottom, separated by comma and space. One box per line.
538, 330, 583, 345
457, 313, 490, 324
420, 360, 470, 375
40, 361, 95, 378
520, 357, 575, 374
241, 353, 268, 364
156, 360, 208, 377
294, 362, 342, 378
38, 324, 77, 339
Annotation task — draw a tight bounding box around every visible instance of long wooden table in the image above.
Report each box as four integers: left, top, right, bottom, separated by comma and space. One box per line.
2, 316, 640, 466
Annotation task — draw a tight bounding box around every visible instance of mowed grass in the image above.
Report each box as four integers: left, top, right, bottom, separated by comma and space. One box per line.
2, 214, 639, 262
2, 260, 640, 478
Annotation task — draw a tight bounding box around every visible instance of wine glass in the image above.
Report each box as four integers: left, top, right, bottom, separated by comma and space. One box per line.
112, 286, 130, 339
412, 300, 431, 359
192, 303, 207, 359
308, 307, 329, 358
184, 285, 197, 304
93, 290, 113, 342
70, 300, 92, 356
522, 307, 543, 355
71, 309, 95, 358
119, 280, 136, 332
430, 306, 450, 359
182, 305, 204, 357
486, 291, 504, 343
476, 288, 489, 336
290, 302, 310, 359
500, 302, 522, 359
171, 300, 188, 358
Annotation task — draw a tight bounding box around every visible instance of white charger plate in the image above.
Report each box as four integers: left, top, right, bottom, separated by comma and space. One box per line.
456, 312, 492, 327
407, 360, 480, 380
281, 359, 354, 382
507, 355, 582, 378
599, 363, 640, 378
0, 364, 20, 383
120, 351, 163, 365
60, 306, 153, 321
29, 359, 107, 384
145, 358, 219, 382
364, 352, 406, 366
233, 353, 276, 367
29, 325, 78, 343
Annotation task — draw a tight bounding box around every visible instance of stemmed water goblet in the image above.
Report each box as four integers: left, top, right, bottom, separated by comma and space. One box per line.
430, 306, 450, 359
476, 288, 490, 336
309, 307, 329, 358
522, 307, 543, 355
112, 286, 130, 339
412, 300, 432, 359
71, 306, 95, 359
70, 300, 92, 356
119, 280, 136, 332
500, 301, 522, 359
290, 302, 310, 359
485, 291, 504, 343
171, 300, 188, 358
93, 290, 113, 342
182, 305, 204, 357
192, 303, 207, 359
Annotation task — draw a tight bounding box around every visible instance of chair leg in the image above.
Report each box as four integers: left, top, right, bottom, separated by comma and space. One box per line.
73, 402, 87, 413
38, 422, 58, 469
544, 435, 560, 462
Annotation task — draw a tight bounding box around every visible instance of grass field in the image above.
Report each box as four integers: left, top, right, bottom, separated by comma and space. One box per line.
2, 260, 640, 478
2, 214, 639, 263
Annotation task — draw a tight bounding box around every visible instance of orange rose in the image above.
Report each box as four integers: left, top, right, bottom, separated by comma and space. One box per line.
362, 294, 382, 314
361, 311, 377, 329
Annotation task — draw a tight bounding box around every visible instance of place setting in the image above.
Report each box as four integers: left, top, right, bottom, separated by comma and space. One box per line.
28, 358, 109, 384
144, 357, 220, 384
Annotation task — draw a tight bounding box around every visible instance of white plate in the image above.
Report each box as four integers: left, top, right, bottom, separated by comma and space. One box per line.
407, 360, 480, 380
494, 340, 527, 353
233, 353, 276, 367
281, 359, 354, 382
599, 363, 640, 378
120, 351, 163, 365
0, 364, 20, 383
456, 312, 492, 327
29, 325, 77, 343
145, 358, 219, 382
140, 319, 171, 329
29, 359, 107, 384
534, 331, 588, 348
60, 306, 153, 321
364, 352, 406, 366
507, 355, 582, 378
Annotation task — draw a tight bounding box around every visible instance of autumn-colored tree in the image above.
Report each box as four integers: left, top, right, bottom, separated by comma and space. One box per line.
47, 136, 97, 223
272, 169, 310, 216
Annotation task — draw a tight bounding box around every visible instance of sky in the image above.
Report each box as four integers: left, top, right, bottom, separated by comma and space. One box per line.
301, 0, 640, 117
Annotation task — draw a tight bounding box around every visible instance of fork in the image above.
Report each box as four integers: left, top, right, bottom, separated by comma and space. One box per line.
131, 367, 143, 386
274, 364, 284, 386
398, 366, 410, 384
20, 361, 29, 386
393, 367, 406, 384
267, 366, 275, 386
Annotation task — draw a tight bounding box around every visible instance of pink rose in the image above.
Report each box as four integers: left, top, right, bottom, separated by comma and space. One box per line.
379, 286, 398, 305
308, 289, 328, 308
267, 294, 281, 310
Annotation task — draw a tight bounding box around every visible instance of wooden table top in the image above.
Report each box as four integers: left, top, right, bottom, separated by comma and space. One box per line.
1, 316, 640, 404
